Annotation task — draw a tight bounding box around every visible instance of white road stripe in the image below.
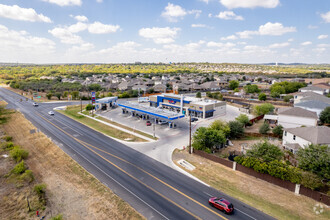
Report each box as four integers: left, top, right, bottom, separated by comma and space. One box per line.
236, 208, 257, 220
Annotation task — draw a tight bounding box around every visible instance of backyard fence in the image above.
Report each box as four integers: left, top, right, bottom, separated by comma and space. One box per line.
193, 149, 330, 206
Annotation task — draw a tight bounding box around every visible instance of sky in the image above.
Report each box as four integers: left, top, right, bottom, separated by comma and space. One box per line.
0, 0, 329, 64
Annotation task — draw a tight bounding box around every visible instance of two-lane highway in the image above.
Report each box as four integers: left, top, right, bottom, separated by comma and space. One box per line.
0, 88, 274, 220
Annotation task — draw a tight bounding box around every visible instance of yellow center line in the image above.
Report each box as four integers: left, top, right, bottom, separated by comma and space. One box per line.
37, 113, 228, 220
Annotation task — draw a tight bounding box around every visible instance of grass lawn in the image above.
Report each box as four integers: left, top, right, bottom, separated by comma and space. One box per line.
173, 149, 330, 220
58, 105, 147, 142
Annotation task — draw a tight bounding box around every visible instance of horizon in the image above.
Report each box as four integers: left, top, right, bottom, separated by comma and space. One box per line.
0, 0, 330, 63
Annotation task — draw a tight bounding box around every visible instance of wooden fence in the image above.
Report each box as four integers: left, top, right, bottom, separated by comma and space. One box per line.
193, 149, 330, 205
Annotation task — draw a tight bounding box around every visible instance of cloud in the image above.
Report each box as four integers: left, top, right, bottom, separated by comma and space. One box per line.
88, 22, 120, 34
269, 42, 290, 48
0, 4, 52, 23
161, 3, 201, 22
161, 3, 187, 22
221, 35, 238, 40
237, 22, 296, 38
206, 41, 235, 47
96, 0, 103, 2
215, 11, 244, 20
258, 22, 296, 35
321, 11, 330, 23
73, 15, 88, 22
220, 0, 280, 9
48, 27, 84, 44
199, 0, 209, 3
68, 22, 88, 33
139, 27, 180, 44
301, 41, 312, 46
0, 24, 55, 62
318, 35, 328, 40
191, 24, 212, 29
99, 41, 141, 54
42, 0, 82, 6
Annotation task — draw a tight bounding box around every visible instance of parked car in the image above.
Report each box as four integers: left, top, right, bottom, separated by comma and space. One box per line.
32, 102, 38, 107
209, 197, 234, 214
190, 117, 198, 122
146, 121, 151, 126
48, 111, 54, 116
158, 120, 167, 125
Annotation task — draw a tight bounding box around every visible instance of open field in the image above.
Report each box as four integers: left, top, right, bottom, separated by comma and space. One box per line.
173, 149, 330, 220
0, 111, 144, 220
58, 105, 147, 142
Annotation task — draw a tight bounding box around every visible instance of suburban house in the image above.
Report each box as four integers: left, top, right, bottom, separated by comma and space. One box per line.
314, 83, 330, 94
153, 84, 167, 93
299, 85, 326, 95
294, 100, 329, 116
264, 107, 318, 128
282, 126, 330, 153
293, 91, 329, 104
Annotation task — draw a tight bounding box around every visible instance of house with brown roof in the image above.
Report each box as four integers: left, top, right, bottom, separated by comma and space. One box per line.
282, 126, 330, 153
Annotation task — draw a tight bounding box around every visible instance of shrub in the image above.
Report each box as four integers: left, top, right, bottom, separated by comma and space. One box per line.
258, 93, 267, 101
85, 104, 94, 111
1, 141, 14, 150
253, 103, 274, 116
259, 122, 270, 134
20, 170, 34, 183
3, 136, 13, 142
11, 161, 27, 174
10, 146, 29, 162
283, 95, 293, 102
235, 114, 249, 125
246, 141, 284, 162
272, 125, 283, 137
50, 214, 63, 220
228, 121, 244, 138
34, 183, 47, 197
300, 172, 324, 190
196, 92, 201, 98
46, 93, 52, 100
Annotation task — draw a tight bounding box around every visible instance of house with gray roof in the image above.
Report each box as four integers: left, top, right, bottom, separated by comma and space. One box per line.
294, 100, 329, 116
282, 126, 330, 153
299, 85, 326, 95
264, 107, 318, 129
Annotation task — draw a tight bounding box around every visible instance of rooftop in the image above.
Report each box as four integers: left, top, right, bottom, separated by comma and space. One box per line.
295, 100, 330, 110
117, 101, 185, 120
279, 107, 318, 119
284, 126, 330, 144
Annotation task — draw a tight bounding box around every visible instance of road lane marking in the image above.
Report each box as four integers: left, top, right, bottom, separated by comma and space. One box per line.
204, 192, 214, 197
37, 113, 203, 220
235, 208, 257, 220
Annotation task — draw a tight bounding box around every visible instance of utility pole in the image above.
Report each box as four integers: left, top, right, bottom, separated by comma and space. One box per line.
80, 98, 82, 113
153, 118, 156, 138
189, 114, 192, 154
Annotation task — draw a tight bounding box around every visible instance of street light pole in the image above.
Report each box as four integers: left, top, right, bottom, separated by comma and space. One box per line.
153, 118, 156, 138
80, 98, 82, 113
189, 113, 192, 154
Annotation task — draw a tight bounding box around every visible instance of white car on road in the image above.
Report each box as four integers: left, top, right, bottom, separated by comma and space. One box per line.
48, 111, 54, 115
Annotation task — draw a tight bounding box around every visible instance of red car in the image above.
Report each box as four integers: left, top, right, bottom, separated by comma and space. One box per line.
209, 197, 234, 214
146, 121, 151, 126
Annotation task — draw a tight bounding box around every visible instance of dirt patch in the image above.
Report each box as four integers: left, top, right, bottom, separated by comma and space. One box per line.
0, 112, 144, 220
173, 149, 330, 220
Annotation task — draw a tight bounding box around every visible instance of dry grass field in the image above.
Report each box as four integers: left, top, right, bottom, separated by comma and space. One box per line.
173, 149, 330, 220
0, 111, 144, 220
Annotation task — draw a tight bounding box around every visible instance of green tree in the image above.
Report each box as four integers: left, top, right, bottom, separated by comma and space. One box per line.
254, 103, 275, 116
270, 85, 285, 98
196, 92, 201, 98
55, 92, 61, 100
244, 85, 260, 94
209, 120, 230, 137
46, 93, 52, 100
246, 141, 284, 162
71, 91, 79, 100
272, 125, 283, 137
88, 83, 101, 91
319, 106, 330, 124
85, 104, 94, 111
235, 114, 249, 125
107, 92, 113, 97
259, 122, 270, 134
258, 93, 267, 101
228, 121, 244, 138
229, 80, 239, 90
296, 144, 330, 179
192, 127, 226, 152
62, 91, 68, 98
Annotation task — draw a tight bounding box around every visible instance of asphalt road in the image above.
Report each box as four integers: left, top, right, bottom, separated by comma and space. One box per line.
0, 87, 275, 220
